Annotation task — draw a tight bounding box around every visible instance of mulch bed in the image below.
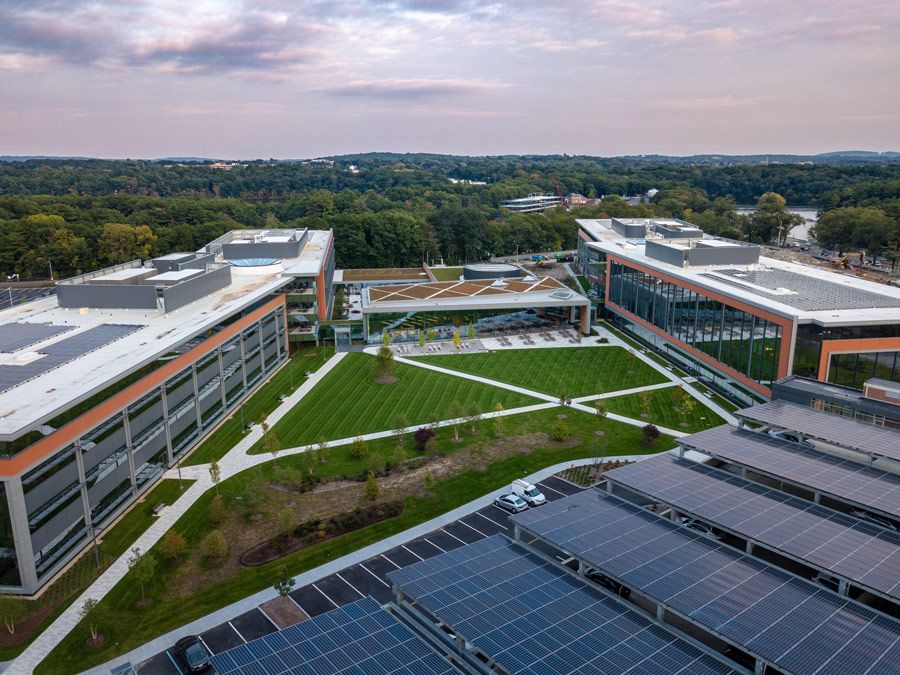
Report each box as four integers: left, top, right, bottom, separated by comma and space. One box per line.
557, 460, 633, 487
261, 597, 308, 629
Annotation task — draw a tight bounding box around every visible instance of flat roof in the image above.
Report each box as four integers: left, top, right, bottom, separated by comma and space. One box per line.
606, 454, 900, 603
153, 252, 195, 261
679, 426, 900, 519
388, 535, 738, 674
579, 219, 900, 326
736, 399, 900, 462
363, 276, 588, 312
144, 269, 202, 282
338, 267, 428, 282
512, 489, 900, 675
282, 229, 331, 277
93, 268, 153, 282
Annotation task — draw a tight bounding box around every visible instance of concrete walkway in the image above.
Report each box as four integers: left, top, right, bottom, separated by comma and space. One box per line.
93, 453, 657, 674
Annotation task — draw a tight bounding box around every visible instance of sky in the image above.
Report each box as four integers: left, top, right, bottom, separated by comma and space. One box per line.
0, 0, 898, 158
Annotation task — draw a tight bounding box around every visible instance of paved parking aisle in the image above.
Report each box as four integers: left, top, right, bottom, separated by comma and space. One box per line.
315, 573, 365, 607
443, 521, 483, 544
404, 537, 443, 560
136, 651, 180, 675
289, 584, 337, 618
425, 529, 464, 552
229, 608, 277, 642
339, 564, 393, 604
538, 475, 583, 497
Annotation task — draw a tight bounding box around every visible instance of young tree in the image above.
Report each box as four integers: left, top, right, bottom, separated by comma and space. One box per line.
468, 436, 487, 470
679, 394, 697, 428
393, 414, 409, 444
414, 426, 436, 453
316, 437, 329, 464
350, 436, 368, 460
452, 331, 461, 349
639, 390, 653, 418
467, 403, 480, 434
80, 597, 102, 643
550, 419, 569, 442
159, 530, 187, 564
422, 471, 436, 497
0, 596, 22, 635
368, 452, 385, 476
127, 547, 157, 606
426, 412, 440, 429
558, 388, 570, 406
208, 460, 221, 495
448, 401, 465, 441
419, 332, 425, 348
392, 445, 406, 471
467, 323, 476, 340
594, 400, 608, 421
274, 566, 295, 598
208, 494, 226, 526
263, 424, 281, 466
493, 403, 505, 436
365, 472, 380, 501
277, 508, 298, 542
427, 329, 436, 342
202, 530, 229, 562
374, 345, 396, 382
642, 424, 660, 448
382, 330, 391, 346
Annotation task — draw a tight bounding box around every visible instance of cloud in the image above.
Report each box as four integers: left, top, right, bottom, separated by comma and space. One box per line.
657, 96, 766, 110
324, 77, 506, 100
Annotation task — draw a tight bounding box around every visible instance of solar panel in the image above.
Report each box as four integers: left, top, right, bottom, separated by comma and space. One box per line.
209, 597, 454, 675
605, 455, 900, 602
680, 426, 900, 520
0, 322, 74, 352
388, 535, 738, 675
736, 400, 900, 462
0, 324, 140, 394
511, 490, 900, 675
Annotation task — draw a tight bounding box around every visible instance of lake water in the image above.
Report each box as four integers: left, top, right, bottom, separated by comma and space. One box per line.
736, 207, 818, 242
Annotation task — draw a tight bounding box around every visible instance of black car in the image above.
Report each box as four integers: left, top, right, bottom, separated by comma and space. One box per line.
175, 636, 211, 672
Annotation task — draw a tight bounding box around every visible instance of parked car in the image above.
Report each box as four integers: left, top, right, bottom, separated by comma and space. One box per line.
812, 573, 840, 593
175, 636, 211, 672
850, 509, 898, 531
511, 479, 546, 506
767, 429, 815, 449
586, 571, 631, 599
680, 517, 724, 540
494, 493, 528, 513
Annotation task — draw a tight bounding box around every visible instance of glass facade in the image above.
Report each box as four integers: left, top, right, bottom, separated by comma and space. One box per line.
792, 323, 900, 389
0, 482, 21, 588
365, 306, 575, 345
607, 260, 783, 388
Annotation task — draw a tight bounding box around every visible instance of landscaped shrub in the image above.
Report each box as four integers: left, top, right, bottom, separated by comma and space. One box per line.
642, 424, 660, 447
550, 419, 569, 441
414, 426, 436, 453
201, 530, 229, 563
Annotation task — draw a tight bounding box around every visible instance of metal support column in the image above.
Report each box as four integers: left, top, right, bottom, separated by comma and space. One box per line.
746, 541, 754, 555
257, 320, 266, 373
160, 385, 174, 466
656, 605, 665, 621
192, 363, 202, 430
513, 524, 521, 542
838, 579, 849, 597
239, 330, 248, 391
6, 478, 39, 591
74, 442, 101, 569
122, 410, 137, 494
217, 348, 227, 408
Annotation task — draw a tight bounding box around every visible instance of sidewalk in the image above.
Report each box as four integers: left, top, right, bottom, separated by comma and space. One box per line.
93, 453, 658, 674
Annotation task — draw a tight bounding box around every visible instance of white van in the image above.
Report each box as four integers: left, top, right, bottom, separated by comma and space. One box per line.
512, 479, 546, 506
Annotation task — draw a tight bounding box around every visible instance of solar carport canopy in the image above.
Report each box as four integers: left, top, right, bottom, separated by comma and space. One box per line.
511, 490, 900, 675
606, 455, 900, 602
388, 535, 737, 675
736, 399, 900, 462
209, 596, 454, 675
680, 425, 900, 520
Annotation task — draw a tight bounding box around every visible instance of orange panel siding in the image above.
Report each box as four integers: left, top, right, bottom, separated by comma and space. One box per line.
0, 295, 287, 477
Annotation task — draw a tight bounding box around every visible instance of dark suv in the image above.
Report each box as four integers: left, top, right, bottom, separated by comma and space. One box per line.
175, 636, 211, 672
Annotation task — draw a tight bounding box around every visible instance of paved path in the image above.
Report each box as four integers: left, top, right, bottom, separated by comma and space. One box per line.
93, 453, 658, 675
16, 332, 732, 674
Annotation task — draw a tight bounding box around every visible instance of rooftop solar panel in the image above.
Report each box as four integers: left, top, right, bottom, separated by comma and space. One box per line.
736, 399, 900, 462
511, 490, 900, 675
606, 454, 900, 602
209, 597, 455, 675
0, 322, 74, 353
0, 324, 140, 394
680, 426, 900, 520
388, 535, 738, 675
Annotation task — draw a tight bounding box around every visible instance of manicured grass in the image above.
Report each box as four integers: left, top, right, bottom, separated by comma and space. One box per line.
428, 266, 464, 281
0, 479, 193, 661
183, 346, 334, 466
248, 353, 537, 452
689, 381, 742, 412
412, 346, 667, 398
599, 321, 690, 377
603, 386, 726, 433
38, 408, 670, 674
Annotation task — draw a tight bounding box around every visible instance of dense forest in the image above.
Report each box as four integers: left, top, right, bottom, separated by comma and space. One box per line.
0, 155, 897, 279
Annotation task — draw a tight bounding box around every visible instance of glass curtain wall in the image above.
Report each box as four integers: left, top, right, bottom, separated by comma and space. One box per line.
792, 323, 900, 388
608, 261, 781, 386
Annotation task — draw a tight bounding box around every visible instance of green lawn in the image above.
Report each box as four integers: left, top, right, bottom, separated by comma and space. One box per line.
428, 266, 464, 281
183, 346, 334, 466
38, 408, 671, 674
247, 353, 537, 453
603, 386, 726, 433
0, 479, 193, 661
412, 346, 667, 398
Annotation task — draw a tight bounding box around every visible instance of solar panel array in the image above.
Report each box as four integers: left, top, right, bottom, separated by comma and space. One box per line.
0, 287, 56, 311
680, 425, 900, 519
704, 268, 900, 311
511, 490, 900, 675
388, 535, 737, 675
736, 399, 900, 462
0, 322, 73, 353
606, 455, 900, 601
209, 597, 454, 675
0, 324, 140, 394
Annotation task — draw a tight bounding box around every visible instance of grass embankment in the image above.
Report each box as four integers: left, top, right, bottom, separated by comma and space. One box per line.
413, 346, 666, 398
603, 386, 726, 433
247, 353, 537, 452
0, 479, 192, 661
184, 346, 334, 466
38, 408, 671, 674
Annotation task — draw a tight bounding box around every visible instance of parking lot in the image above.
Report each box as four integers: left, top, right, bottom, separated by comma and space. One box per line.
132, 475, 585, 674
